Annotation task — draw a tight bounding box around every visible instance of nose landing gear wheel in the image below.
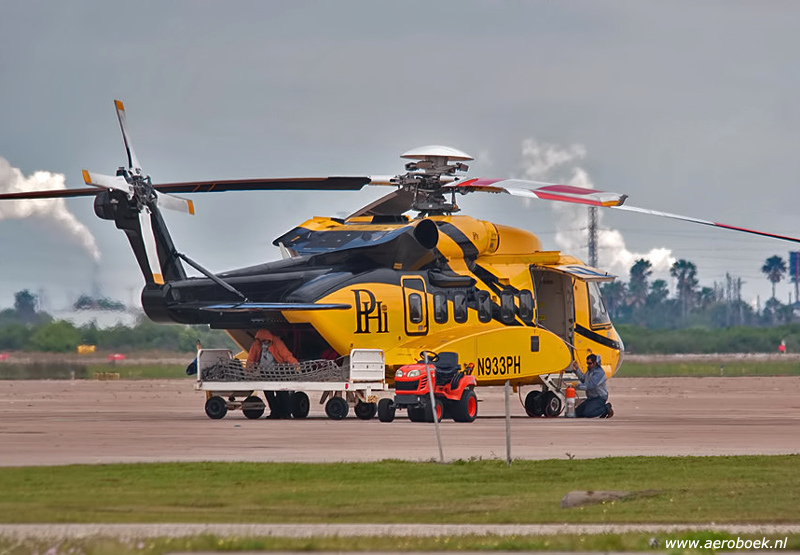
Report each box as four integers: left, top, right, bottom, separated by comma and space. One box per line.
542, 391, 563, 417
524, 391, 545, 417
325, 396, 349, 420
242, 395, 265, 419
205, 396, 228, 420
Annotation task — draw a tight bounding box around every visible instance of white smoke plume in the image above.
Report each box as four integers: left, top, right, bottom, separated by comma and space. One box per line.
0, 157, 101, 261
519, 138, 674, 275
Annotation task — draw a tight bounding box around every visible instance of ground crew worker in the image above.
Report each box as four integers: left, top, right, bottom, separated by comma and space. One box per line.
572, 354, 614, 418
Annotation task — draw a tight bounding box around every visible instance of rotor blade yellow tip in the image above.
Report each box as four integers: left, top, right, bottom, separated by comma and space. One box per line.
114, 99, 125, 111
82, 169, 91, 184
188, 200, 195, 215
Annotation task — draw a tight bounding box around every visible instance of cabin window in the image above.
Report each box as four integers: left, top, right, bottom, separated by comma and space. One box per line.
453, 292, 468, 323
477, 290, 492, 323
500, 290, 516, 324
518, 290, 534, 323
433, 292, 448, 324
588, 282, 611, 327
408, 293, 423, 324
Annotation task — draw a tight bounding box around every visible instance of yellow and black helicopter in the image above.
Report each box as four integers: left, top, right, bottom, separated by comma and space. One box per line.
4, 101, 800, 416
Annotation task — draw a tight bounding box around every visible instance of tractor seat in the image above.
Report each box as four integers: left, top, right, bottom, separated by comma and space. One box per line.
434, 352, 461, 386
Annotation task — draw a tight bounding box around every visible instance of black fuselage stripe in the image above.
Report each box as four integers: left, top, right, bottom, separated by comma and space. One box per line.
575, 324, 620, 350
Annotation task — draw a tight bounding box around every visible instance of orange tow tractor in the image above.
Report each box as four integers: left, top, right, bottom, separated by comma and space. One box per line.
378, 351, 478, 423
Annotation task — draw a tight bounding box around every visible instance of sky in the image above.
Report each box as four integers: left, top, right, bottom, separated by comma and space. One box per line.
1, 1, 799, 313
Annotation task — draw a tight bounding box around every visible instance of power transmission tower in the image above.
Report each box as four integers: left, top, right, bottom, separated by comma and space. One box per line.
588, 206, 598, 267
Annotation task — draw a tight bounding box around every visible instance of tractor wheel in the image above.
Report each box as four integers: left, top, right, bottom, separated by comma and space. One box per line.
524, 390, 545, 417
290, 392, 310, 419
204, 396, 228, 420
424, 398, 444, 422
452, 389, 478, 422
377, 398, 396, 422
542, 391, 563, 417
355, 401, 377, 420
325, 396, 349, 420
242, 395, 265, 419
407, 406, 427, 422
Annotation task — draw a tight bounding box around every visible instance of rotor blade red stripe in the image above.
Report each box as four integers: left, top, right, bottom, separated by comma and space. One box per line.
533, 191, 607, 206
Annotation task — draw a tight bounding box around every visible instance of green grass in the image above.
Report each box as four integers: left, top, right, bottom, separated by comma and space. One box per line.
619, 361, 800, 377
2, 531, 798, 555
1, 456, 799, 524
0, 363, 186, 380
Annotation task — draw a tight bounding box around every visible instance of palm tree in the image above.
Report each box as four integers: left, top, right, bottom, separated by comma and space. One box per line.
670, 259, 698, 320
628, 259, 653, 311
761, 255, 787, 301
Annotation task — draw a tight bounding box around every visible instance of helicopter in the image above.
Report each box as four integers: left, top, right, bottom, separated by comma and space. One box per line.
4, 100, 800, 417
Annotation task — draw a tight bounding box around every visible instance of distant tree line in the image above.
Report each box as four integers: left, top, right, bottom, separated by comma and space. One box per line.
601, 255, 798, 330
0, 290, 236, 353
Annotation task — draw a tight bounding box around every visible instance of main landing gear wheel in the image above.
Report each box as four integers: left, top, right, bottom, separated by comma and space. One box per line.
242, 395, 265, 419
524, 391, 545, 417
541, 391, 563, 417
355, 401, 377, 420
205, 396, 227, 420
377, 398, 395, 422
290, 392, 310, 419
452, 389, 478, 423
325, 396, 349, 420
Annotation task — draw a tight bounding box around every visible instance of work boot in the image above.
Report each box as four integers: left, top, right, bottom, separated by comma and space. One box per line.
604, 403, 614, 418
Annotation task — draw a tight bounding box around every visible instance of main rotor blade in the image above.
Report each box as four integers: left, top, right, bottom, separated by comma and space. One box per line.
0, 187, 101, 200
612, 204, 800, 244
150, 176, 371, 194
115, 99, 142, 173
449, 178, 628, 207
453, 177, 800, 245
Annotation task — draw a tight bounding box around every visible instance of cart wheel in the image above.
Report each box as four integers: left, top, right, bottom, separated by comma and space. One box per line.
205, 396, 228, 420
290, 392, 310, 419
325, 396, 349, 420
452, 389, 478, 423
377, 398, 395, 422
242, 395, 265, 419
542, 391, 563, 417
407, 406, 427, 422
355, 401, 377, 420
524, 390, 545, 417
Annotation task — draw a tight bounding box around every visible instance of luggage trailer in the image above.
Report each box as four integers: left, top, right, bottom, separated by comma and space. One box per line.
195, 348, 388, 420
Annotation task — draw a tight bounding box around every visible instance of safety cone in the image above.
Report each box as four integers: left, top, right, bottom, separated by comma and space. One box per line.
565, 385, 576, 418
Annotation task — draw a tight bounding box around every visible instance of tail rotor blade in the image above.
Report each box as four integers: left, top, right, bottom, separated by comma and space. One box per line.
139, 209, 164, 284
82, 169, 132, 194
156, 192, 195, 215
114, 99, 142, 174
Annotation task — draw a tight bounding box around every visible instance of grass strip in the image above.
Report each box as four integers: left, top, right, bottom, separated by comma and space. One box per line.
619, 360, 800, 377
1, 531, 798, 555
1, 456, 799, 524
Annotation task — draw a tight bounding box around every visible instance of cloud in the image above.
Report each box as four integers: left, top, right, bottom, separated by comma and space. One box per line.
518, 138, 675, 276
0, 157, 101, 261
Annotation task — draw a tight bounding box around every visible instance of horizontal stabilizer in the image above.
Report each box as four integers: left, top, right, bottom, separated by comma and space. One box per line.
201, 302, 352, 313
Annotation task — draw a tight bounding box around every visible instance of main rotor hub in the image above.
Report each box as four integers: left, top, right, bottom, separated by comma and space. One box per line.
395, 146, 473, 214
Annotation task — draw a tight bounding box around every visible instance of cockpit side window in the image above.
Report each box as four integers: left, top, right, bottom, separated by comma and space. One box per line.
518, 290, 534, 323
588, 281, 611, 327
